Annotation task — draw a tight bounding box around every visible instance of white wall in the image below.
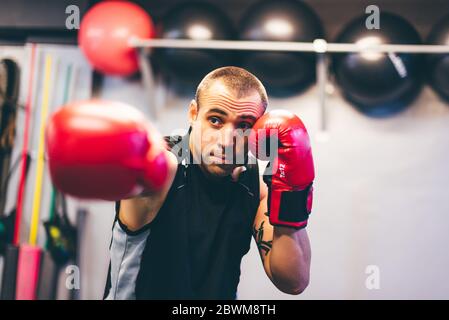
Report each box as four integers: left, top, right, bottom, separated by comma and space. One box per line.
104, 76, 449, 300
2, 44, 449, 300
239, 85, 449, 300
85, 0, 449, 301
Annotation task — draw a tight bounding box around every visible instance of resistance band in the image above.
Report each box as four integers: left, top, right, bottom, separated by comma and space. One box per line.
37, 63, 74, 300
1, 44, 37, 300
15, 53, 53, 300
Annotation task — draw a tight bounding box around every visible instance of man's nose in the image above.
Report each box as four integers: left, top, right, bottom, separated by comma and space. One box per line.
219, 127, 236, 149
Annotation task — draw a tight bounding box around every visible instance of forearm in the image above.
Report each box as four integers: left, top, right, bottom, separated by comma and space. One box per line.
119, 152, 178, 231
119, 197, 154, 230
250, 110, 314, 295
268, 227, 311, 295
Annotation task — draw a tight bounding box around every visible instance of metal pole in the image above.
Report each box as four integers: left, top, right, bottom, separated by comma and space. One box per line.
316, 53, 328, 133
130, 38, 449, 54
137, 48, 158, 120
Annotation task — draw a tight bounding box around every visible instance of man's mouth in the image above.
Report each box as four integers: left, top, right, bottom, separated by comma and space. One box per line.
209, 152, 234, 164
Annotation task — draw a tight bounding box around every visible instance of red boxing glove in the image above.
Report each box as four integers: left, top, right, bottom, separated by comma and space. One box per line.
249, 110, 315, 229
46, 99, 169, 201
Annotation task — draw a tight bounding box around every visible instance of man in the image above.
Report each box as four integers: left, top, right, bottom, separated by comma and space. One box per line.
46, 66, 314, 299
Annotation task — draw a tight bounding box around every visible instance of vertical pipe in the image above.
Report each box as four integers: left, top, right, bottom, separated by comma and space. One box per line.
316, 52, 328, 133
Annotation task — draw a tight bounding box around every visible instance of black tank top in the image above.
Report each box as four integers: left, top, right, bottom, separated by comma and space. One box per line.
104, 135, 260, 299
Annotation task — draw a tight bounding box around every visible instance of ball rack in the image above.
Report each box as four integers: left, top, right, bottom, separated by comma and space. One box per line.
131, 38, 449, 132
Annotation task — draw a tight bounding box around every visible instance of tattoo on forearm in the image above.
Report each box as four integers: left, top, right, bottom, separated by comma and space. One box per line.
253, 221, 273, 256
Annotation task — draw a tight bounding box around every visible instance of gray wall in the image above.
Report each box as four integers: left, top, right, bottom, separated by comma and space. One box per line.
239, 85, 449, 299
2, 45, 449, 300
101, 0, 449, 300
1, 0, 449, 299
91, 68, 449, 300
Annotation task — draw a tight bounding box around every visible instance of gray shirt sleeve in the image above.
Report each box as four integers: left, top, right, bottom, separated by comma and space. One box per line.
105, 220, 150, 300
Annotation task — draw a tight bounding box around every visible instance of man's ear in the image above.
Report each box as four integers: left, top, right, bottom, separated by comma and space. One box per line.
188, 99, 198, 124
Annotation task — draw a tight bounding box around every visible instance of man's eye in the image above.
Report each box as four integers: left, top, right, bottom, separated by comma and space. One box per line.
238, 122, 252, 130
209, 116, 222, 126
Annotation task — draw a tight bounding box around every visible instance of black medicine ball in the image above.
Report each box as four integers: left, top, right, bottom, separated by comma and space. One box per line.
427, 14, 449, 103
333, 12, 423, 117
155, 2, 236, 95
239, 0, 324, 97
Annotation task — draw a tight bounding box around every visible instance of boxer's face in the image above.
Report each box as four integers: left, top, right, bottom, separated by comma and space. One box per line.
189, 80, 265, 178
